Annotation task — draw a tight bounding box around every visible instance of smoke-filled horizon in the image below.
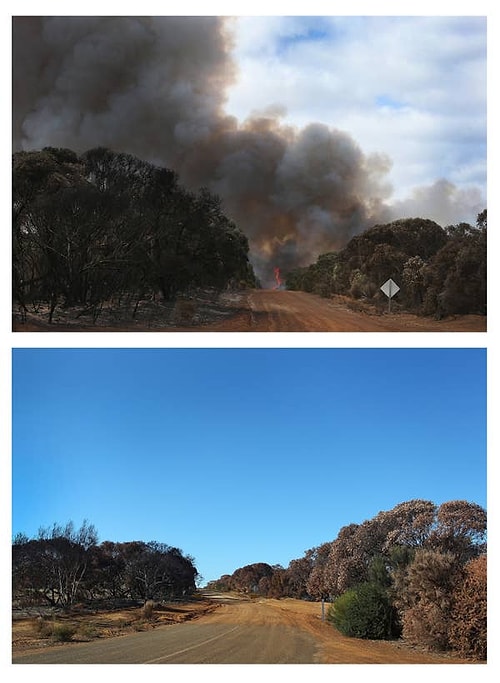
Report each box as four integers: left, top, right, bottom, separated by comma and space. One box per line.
12, 16, 486, 283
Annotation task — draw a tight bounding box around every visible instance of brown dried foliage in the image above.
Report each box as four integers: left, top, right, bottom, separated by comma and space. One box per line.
399, 549, 463, 651
448, 555, 487, 660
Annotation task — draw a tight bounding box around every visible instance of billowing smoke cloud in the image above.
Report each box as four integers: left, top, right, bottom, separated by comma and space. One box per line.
12, 17, 236, 166
388, 179, 484, 229
12, 17, 477, 284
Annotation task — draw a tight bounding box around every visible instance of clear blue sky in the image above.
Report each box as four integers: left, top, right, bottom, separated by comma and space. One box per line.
12, 348, 486, 585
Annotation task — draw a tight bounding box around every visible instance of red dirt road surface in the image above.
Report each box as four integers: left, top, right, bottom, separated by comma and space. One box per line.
13, 290, 486, 332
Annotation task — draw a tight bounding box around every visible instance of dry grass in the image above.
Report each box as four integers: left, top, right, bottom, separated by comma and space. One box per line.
12, 599, 217, 654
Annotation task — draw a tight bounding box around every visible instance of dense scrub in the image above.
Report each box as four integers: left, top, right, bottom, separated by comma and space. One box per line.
13, 147, 486, 323
13, 147, 257, 323
327, 581, 400, 639
208, 499, 486, 659
285, 214, 486, 318
448, 555, 487, 659
12, 521, 199, 608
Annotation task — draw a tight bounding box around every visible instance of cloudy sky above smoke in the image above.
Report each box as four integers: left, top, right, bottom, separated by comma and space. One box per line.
226, 16, 486, 208
11, 10, 486, 275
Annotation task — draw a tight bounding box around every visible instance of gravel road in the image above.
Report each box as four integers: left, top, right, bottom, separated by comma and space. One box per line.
13, 603, 317, 664
12, 594, 471, 664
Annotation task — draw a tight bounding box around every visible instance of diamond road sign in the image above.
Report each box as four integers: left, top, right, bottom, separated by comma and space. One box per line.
380, 278, 400, 298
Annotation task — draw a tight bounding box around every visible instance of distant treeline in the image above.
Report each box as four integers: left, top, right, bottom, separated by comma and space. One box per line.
207, 499, 487, 659
13, 147, 257, 322
12, 521, 199, 608
285, 214, 487, 318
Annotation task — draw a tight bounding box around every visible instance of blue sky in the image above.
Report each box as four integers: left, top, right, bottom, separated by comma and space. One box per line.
12, 348, 486, 584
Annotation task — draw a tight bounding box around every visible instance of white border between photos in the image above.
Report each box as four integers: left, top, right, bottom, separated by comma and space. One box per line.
2, 2, 497, 683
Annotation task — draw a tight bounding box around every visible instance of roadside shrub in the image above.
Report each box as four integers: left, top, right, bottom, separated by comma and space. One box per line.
349, 270, 369, 299
31, 617, 77, 642
327, 588, 356, 633
327, 582, 400, 639
143, 600, 155, 620
51, 623, 77, 642
117, 618, 132, 629
77, 623, 99, 640
399, 550, 461, 651
448, 555, 487, 660
32, 616, 52, 638
402, 603, 449, 651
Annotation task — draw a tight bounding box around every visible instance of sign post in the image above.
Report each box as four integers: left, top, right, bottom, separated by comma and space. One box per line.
380, 278, 400, 313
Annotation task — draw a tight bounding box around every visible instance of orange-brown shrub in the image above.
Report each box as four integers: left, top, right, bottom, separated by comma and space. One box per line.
399, 549, 462, 651
448, 555, 487, 660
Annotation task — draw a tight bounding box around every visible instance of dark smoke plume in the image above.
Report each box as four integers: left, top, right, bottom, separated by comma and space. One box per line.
13, 16, 396, 283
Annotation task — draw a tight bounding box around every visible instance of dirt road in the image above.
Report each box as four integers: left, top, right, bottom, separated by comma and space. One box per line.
12, 595, 471, 664
229, 290, 486, 332
12, 619, 316, 664
13, 290, 486, 332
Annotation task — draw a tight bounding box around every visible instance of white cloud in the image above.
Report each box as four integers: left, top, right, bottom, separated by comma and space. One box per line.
225, 15, 487, 218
